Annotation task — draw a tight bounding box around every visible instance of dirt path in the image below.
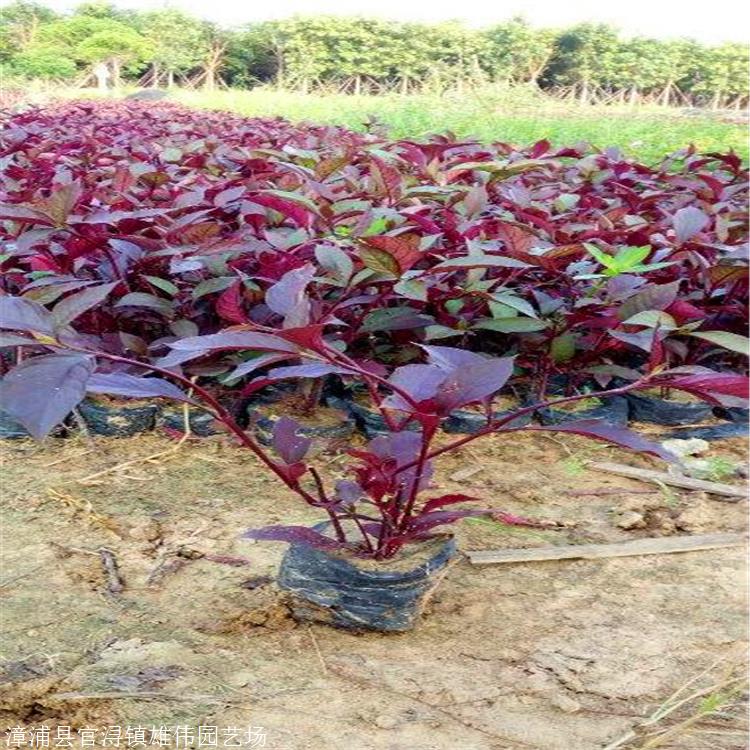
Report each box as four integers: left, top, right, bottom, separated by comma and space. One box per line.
1, 432, 747, 749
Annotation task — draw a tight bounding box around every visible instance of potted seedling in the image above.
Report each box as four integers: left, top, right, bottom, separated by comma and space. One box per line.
1, 295, 747, 632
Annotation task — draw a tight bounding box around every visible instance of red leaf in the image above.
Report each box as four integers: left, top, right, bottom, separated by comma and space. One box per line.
359, 234, 422, 273
216, 281, 249, 325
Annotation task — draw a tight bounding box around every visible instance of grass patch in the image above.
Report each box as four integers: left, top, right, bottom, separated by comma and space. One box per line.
168, 88, 747, 162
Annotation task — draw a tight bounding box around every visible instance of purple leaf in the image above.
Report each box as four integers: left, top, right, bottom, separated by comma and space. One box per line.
52, 282, 119, 327
436, 357, 515, 412
241, 525, 348, 552
265, 265, 316, 328
382, 364, 446, 411
263, 362, 353, 381
0, 296, 54, 335
228, 353, 294, 380
86, 372, 197, 404
272, 417, 312, 464
526, 419, 674, 461
673, 206, 709, 244
421, 344, 489, 370
617, 281, 681, 321
170, 331, 298, 354
0, 354, 93, 439
335, 480, 364, 503
0, 333, 35, 347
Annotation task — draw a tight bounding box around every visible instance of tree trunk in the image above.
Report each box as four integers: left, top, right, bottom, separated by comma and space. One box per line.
659, 82, 672, 106
579, 79, 589, 105
628, 87, 639, 107
151, 63, 159, 88
711, 90, 722, 111
167, 69, 174, 89
111, 58, 121, 89
400, 76, 408, 95
354, 74, 361, 96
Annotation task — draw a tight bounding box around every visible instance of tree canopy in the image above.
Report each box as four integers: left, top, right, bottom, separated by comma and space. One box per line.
0, 1, 746, 106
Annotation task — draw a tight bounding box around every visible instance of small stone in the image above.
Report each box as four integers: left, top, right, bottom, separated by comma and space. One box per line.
129, 518, 160, 542
226, 670, 255, 688
550, 693, 581, 713
675, 505, 715, 533
615, 510, 647, 530
661, 438, 710, 459
373, 715, 399, 730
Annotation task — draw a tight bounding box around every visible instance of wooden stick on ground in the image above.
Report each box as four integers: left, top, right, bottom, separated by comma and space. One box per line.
466, 532, 747, 566
588, 461, 747, 500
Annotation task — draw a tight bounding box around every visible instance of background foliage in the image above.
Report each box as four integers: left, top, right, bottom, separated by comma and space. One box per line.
1, 1, 747, 107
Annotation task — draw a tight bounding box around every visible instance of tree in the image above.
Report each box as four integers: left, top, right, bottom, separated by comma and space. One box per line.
688, 42, 748, 108
544, 23, 621, 102
39, 15, 150, 86
483, 17, 558, 84
10, 43, 76, 79
0, 1, 57, 62
137, 9, 208, 87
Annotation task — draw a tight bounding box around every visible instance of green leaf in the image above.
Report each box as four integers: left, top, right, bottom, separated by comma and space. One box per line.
144, 275, 179, 297
613, 245, 651, 270
584, 243, 615, 268
394, 278, 428, 302
315, 245, 353, 285
192, 277, 236, 299
550, 333, 577, 362
688, 331, 750, 355
474, 318, 549, 333
425, 325, 461, 340
491, 292, 538, 319
160, 147, 183, 163
115, 292, 175, 318
358, 246, 399, 277
360, 308, 432, 332
434, 254, 530, 270
621, 310, 677, 329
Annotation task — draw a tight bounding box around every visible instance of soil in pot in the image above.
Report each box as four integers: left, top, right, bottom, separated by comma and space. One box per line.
77, 395, 159, 437
277, 527, 458, 632
626, 389, 714, 426
156, 406, 222, 437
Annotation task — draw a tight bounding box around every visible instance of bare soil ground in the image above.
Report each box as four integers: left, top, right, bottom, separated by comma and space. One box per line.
1, 429, 747, 749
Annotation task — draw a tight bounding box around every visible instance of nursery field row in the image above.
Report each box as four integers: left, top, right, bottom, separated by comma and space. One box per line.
1, 100, 748, 564
1, 101, 747, 390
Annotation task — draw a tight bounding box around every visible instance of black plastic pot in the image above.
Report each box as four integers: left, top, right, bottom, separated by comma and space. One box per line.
0, 410, 31, 439
664, 422, 748, 441
278, 530, 458, 632
625, 393, 713, 426
443, 408, 533, 434
78, 398, 158, 437
156, 407, 221, 437
537, 396, 630, 426
251, 414, 356, 447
